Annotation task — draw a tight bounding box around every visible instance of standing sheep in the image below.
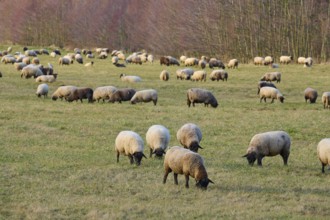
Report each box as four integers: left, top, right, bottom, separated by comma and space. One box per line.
160, 70, 170, 81
66, 87, 94, 103
304, 57, 313, 67
254, 57, 264, 65
280, 55, 293, 64
163, 146, 214, 189
176, 68, 194, 80
209, 70, 228, 82
36, 83, 49, 98
115, 131, 147, 166
75, 54, 84, 64
160, 56, 170, 66
257, 81, 277, 95
243, 131, 291, 166
227, 59, 238, 69
259, 87, 284, 103
130, 89, 158, 105
198, 59, 207, 69
93, 86, 117, 103
191, 70, 207, 82
146, 125, 170, 157
264, 56, 274, 65
208, 58, 225, 69
260, 72, 281, 83
108, 88, 136, 103
51, 86, 78, 101
180, 55, 187, 64
147, 54, 154, 64
297, 57, 306, 64
120, 73, 142, 83
21, 64, 43, 79
187, 88, 218, 108
176, 123, 203, 152
304, 88, 318, 103
317, 138, 330, 173
322, 92, 330, 109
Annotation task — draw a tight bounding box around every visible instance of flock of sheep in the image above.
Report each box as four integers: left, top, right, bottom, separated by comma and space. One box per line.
1, 46, 330, 190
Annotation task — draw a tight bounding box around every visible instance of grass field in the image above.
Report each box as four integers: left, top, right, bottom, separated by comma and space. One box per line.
1, 46, 330, 219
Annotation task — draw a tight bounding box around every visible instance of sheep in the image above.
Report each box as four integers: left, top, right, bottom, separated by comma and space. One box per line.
32, 57, 40, 65
160, 56, 170, 66
259, 87, 284, 103
269, 63, 279, 69
163, 146, 214, 189
35, 75, 57, 83
51, 86, 78, 101
24, 50, 37, 57
7, 46, 12, 53
66, 87, 94, 103
146, 125, 170, 158
146, 54, 154, 63
257, 81, 277, 94
98, 51, 108, 59
115, 130, 147, 166
185, 57, 198, 66
86, 53, 94, 59
130, 89, 158, 105
176, 123, 203, 152
264, 56, 274, 65
21, 64, 43, 79
227, 59, 238, 69
243, 131, 291, 166
304, 57, 313, 67
187, 88, 218, 108
176, 68, 194, 80
304, 87, 318, 103
1, 55, 16, 64
279, 55, 293, 64
198, 59, 207, 69
117, 52, 126, 61
180, 55, 187, 64
191, 70, 207, 82
208, 58, 225, 69
84, 61, 94, 67
167, 56, 180, 66
112, 56, 119, 64
50, 52, 57, 58
39, 63, 54, 75
41, 49, 49, 55
254, 57, 264, 65
120, 73, 142, 83
75, 54, 83, 64
297, 57, 306, 64
22, 56, 30, 64
58, 57, 71, 65
138, 54, 148, 63
108, 88, 136, 103
93, 86, 117, 103
209, 69, 228, 82
160, 70, 170, 81
53, 49, 61, 55
14, 62, 27, 71
322, 92, 330, 109
260, 72, 281, 83
36, 83, 49, 98
317, 138, 330, 173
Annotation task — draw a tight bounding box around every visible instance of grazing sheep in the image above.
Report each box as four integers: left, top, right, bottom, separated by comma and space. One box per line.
138, 53, 148, 63
50, 52, 57, 58
22, 56, 30, 64
39, 63, 54, 75
317, 138, 330, 173
53, 49, 61, 55
227, 59, 238, 69
209, 69, 228, 82
14, 62, 27, 71
51, 86, 78, 101
58, 57, 71, 65
260, 72, 281, 83
36, 83, 49, 98
108, 88, 136, 103
32, 57, 40, 65
146, 125, 170, 157
176, 68, 194, 80
304, 57, 313, 67
243, 131, 291, 166
187, 88, 218, 108
115, 131, 146, 166
130, 89, 158, 105
66, 87, 94, 103
304, 88, 318, 103
180, 55, 187, 64
93, 86, 117, 103
254, 57, 264, 65
198, 59, 207, 69
24, 50, 37, 57
84, 61, 94, 67
146, 54, 154, 63
117, 52, 126, 61
185, 57, 198, 66
167, 56, 180, 66
322, 92, 330, 109
163, 146, 214, 189
280, 55, 293, 64
120, 73, 142, 83
160, 56, 170, 66
191, 70, 207, 82
98, 51, 108, 59
176, 123, 203, 152
112, 56, 119, 64
1, 55, 16, 64
208, 58, 225, 69
35, 75, 57, 83
160, 70, 170, 81
75, 54, 83, 64
264, 56, 274, 65
41, 49, 49, 55
297, 57, 306, 64
257, 81, 277, 94
21, 64, 43, 79
86, 53, 94, 59
259, 87, 284, 103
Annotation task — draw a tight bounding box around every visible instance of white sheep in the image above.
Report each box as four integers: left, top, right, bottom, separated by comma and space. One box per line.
112, 56, 119, 64
130, 89, 158, 105
209, 69, 228, 81
198, 59, 207, 69
297, 57, 306, 64
36, 83, 49, 98
21, 64, 43, 79
191, 70, 207, 82
227, 59, 238, 69
176, 68, 194, 80
257, 81, 277, 95
317, 138, 330, 173
180, 55, 187, 64
93, 86, 117, 103
280, 55, 293, 64
51, 86, 78, 101
160, 70, 169, 81
146, 125, 170, 157
75, 54, 83, 64
58, 57, 71, 65
120, 73, 142, 83
14, 62, 27, 71
117, 52, 126, 61
304, 57, 313, 67
254, 57, 264, 65
259, 87, 284, 103
84, 61, 94, 67
163, 146, 214, 189
24, 50, 37, 57
176, 123, 203, 152
185, 57, 198, 66
32, 57, 40, 65
35, 75, 56, 83
243, 131, 291, 166
264, 56, 274, 65
260, 72, 281, 83
322, 92, 330, 109
115, 130, 146, 166
1, 55, 16, 64
50, 52, 57, 58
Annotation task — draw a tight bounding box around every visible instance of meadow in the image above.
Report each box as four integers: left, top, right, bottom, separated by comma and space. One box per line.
1, 46, 330, 219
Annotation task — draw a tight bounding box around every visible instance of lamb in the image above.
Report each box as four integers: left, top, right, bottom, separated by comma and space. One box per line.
98, 51, 108, 59
130, 89, 158, 105
191, 70, 207, 82
208, 58, 225, 69
209, 69, 228, 82
108, 88, 136, 103
176, 68, 194, 80
176, 123, 203, 152
93, 86, 117, 103
36, 83, 49, 98
120, 73, 142, 83
75, 54, 83, 64
146, 125, 170, 157
304, 57, 313, 67
84, 61, 94, 67
115, 131, 147, 166
187, 88, 218, 108
280, 55, 293, 64
185, 58, 198, 66
51, 86, 78, 101
322, 92, 330, 109
297, 57, 306, 64
254, 57, 264, 65
259, 87, 284, 103
317, 138, 330, 173
50, 52, 57, 58
35, 75, 57, 83
66, 87, 94, 103
257, 81, 277, 94
163, 146, 214, 189
304, 88, 318, 103
264, 56, 274, 65
160, 70, 170, 81
21, 64, 43, 79
112, 56, 119, 64
227, 59, 238, 69
260, 72, 281, 83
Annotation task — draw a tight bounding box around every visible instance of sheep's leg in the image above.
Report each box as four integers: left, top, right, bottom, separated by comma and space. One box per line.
116, 152, 120, 163
184, 175, 189, 188
149, 148, 153, 158
271, 98, 275, 103
322, 163, 326, 173
153, 99, 157, 106
128, 155, 134, 164
163, 169, 169, 184
257, 156, 263, 166
281, 151, 289, 165
174, 173, 178, 185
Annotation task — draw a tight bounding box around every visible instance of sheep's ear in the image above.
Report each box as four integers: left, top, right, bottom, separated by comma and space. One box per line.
142, 153, 147, 159
198, 145, 203, 149
208, 178, 214, 184
242, 153, 248, 158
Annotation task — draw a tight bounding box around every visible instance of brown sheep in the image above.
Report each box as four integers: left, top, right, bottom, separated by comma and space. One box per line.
304, 88, 318, 103
108, 88, 136, 103
160, 56, 170, 66
66, 87, 94, 103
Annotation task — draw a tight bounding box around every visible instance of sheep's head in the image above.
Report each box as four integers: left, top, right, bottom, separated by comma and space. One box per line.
243, 148, 257, 165
153, 148, 165, 158
52, 95, 58, 101
278, 96, 285, 103
189, 142, 203, 153
196, 178, 214, 190
132, 152, 147, 166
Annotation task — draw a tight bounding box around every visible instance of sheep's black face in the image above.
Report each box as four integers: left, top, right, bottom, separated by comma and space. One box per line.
153, 149, 165, 158
133, 152, 146, 166
196, 178, 210, 190
244, 152, 257, 165
279, 97, 285, 103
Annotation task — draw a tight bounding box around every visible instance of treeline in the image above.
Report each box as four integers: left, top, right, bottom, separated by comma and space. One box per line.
0, 0, 329, 62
